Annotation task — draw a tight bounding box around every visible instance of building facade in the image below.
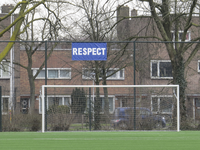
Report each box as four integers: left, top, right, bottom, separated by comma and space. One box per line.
0, 4, 200, 124
117, 6, 200, 121
0, 4, 20, 115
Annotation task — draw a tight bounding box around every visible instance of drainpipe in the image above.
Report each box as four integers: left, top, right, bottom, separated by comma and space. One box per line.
10, 14, 14, 114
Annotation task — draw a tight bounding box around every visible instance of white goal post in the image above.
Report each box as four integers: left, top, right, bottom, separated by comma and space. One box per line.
40, 85, 179, 132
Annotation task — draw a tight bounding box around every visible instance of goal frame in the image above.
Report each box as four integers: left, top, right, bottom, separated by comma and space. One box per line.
41, 84, 179, 132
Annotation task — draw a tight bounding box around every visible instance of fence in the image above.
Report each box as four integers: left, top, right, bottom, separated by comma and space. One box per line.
0, 40, 199, 131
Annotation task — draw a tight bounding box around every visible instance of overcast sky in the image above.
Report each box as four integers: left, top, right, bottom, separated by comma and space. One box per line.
0, 0, 15, 7
0, 0, 139, 12
0, 0, 149, 17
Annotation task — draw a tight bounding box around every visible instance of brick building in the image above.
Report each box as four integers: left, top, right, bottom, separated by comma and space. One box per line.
117, 6, 200, 121
19, 42, 134, 114
0, 4, 20, 115
0, 4, 200, 124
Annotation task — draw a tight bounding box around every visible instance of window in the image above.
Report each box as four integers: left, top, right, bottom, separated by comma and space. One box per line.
0, 61, 10, 78
82, 69, 94, 79
33, 68, 71, 79
48, 97, 62, 107
60, 70, 70, 78
120, 98, 139, 107
151, 60, 172, 79
37, 70, 45, 78
82, 68, 124, 80
48, 70, 58, 78
39, 95, 70, 114
86, 96, 115, 113
107, 70, 116, 78
99, 97, 114, 112
2, 97, 9, 114
122, 99, 129, 107
47, 96, 70, 109
198, 60, 200, 72
171, 31, 191, 41
195, 98, 200, 120
151, 96, 173, 114
107, 69, 124, 80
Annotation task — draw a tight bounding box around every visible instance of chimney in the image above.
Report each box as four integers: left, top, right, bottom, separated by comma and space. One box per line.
117, 5, 129, 21
131, 9, 137, 17
117, 5, 130, 40
1, 4, 14, 13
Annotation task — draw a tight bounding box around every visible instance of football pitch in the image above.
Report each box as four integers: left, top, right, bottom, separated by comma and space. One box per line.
0, 131, 199, 150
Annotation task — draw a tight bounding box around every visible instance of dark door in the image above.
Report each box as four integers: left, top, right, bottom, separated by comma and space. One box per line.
21, 98, 29, 114
195, 98, 200, 120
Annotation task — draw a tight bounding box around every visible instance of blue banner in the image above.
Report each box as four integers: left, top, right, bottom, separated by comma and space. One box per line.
72, 42, 107, 61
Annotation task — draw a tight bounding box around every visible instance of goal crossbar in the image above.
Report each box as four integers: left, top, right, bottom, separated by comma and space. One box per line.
41, 84, 179, 132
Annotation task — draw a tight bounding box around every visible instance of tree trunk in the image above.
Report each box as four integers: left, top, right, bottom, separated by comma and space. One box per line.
102, 77, 110, 122
102, 66, 109, 120
27, 51, 36, 115
171, 55, 187, 129
94, 81, 101, 130
28, 72, 36, 114
94, 61, 101, 130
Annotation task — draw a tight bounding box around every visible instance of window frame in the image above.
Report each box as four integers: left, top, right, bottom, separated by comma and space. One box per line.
150, 60, 173, 79
107, 69, 125, 80
82, 68, 125, 80
2, 96, 9, 115
39, 94, 115, 114
171, 30, 191, 41
151, 95, 173, 115
198, 60, 200, 72
86, 95, 115, 114
32, 68, 71, 79
0, 61, 10, 79
82, 69, 95, 80
39, 95, 71, 114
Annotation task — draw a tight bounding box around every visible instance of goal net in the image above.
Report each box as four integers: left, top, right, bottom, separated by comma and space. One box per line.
40, 85, 179, 132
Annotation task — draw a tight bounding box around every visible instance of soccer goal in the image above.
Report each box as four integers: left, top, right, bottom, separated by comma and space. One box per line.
40, 85, 179, 132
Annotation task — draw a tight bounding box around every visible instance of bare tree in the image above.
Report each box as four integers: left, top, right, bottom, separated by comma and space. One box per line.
12, 1, 62, 114
62, 0, 132, 129
0, 0, 50, 62
128, 0, 200, 128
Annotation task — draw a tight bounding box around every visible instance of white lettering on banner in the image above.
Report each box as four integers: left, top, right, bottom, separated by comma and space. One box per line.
97, 48, 101, 55
83, 48, 87, 55
73, 47, 106, 56
88, 48, 92, 55
78, 48, 82, 55
73, 48, 77, 55
101, 48, 106, 55
92, 48, 96, 55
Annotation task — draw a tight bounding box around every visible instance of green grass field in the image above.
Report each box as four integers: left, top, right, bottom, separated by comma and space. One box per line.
0, 131, 199, 150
